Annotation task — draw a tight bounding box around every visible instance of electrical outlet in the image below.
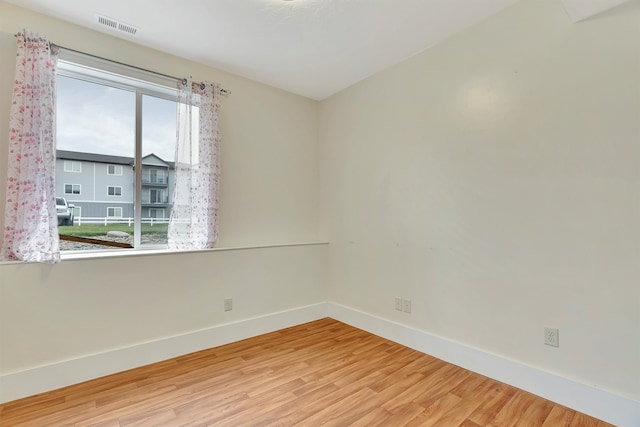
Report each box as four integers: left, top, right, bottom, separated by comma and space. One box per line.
403, 299, 411, 314
224, 298, 233, 312
544, 327, 559, 347
395, 297, 403, 311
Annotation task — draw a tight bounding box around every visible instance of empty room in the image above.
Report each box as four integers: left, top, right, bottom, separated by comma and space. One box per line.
0, 0, 638, 425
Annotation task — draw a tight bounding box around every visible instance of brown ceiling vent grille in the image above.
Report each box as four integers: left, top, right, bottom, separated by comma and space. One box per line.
95, 14, 138, 36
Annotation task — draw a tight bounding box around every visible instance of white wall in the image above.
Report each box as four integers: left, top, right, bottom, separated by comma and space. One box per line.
0, 245, 327, 374
1, 0, 639, 419
320, 0, 639, 403
0, 1, 326, 386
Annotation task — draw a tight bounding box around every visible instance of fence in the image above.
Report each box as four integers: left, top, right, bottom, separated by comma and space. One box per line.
74, 217, 171, 226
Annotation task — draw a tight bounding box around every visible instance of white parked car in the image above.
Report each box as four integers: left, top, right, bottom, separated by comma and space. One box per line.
56, 197, 74, 226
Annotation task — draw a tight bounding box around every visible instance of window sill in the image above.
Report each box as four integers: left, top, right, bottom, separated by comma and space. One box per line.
0, 242, 329, 265
56, 241, 328, 262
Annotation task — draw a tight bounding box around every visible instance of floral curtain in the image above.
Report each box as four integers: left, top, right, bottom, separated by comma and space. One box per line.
167, 77, 222, 250
1, 31, 59, 263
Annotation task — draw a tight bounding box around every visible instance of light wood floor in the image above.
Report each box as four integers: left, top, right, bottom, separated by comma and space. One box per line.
0, 318, 612, 426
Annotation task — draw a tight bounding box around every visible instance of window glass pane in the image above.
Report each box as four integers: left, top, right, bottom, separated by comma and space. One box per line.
56, 75, 136, 250
141, 94, 176, 246
107, 207, 123, 217
64, 161, 81, 172
108, 164, 123, 175
64, 184, 80, 195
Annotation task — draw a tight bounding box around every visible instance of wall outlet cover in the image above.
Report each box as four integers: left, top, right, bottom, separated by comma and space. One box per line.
403, 299, 411, 314
544, 327, 559, 347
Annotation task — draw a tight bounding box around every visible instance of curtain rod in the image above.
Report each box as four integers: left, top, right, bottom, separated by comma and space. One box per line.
14, 34, 230, 96
56, 44, 231, 96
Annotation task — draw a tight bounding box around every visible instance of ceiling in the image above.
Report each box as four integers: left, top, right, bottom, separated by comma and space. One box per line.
4, 0, 630, 100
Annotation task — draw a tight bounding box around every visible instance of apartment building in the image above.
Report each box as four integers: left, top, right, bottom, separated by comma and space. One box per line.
56, 150, 174, 220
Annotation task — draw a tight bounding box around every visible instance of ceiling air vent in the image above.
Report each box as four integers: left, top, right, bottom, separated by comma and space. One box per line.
95, 14, 138, 36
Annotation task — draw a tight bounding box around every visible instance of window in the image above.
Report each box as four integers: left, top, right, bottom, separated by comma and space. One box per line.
64, 160, 81, 173
108, 164, 123, 175
56, 54, 177, 251
108, 186, 123, 196
149, 208, 165, 219
144, 168, 167, 184
107, 207, 123, 218
64, 184, 81, 195
150, 189, 167, 204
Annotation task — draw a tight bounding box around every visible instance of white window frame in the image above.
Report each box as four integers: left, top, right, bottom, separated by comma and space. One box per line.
107, 164, 123, 176
108, 186, 123, 197
57, 50, 178, 252
64, 183, 81, 195
107, 207, 123, 218
64, 160, 81, 173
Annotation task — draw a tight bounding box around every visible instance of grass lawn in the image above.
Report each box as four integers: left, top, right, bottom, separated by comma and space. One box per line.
59, 224, 168, 237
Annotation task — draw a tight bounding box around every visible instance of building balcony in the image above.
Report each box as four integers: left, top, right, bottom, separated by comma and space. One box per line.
141, 199, 170, 207
141, 176, 168, 186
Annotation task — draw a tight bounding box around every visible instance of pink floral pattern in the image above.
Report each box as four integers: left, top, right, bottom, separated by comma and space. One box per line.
167, 78, 222, 250
1, 31, 60, 263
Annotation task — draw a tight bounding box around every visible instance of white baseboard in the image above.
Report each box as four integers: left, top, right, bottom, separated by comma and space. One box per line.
2, 301, 638, 427
327, 302, 639, 427
0, 302, 328, 404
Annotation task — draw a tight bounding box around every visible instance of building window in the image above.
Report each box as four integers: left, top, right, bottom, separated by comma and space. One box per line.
56, 53, 178, 250
150, 188, 167, 204
108, 186, 123, 196
149, 208, 165, 219
107, 207, 123, 218
108, 164, 123, 175
64, 184, 81, 195
144, 168, 167, 184
64, 160, 81, 173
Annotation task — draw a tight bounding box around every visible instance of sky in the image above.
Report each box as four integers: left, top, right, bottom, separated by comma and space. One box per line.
56, 75, 177, 162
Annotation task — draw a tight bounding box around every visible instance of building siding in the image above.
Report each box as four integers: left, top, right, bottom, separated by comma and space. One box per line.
56, 151, 174, 221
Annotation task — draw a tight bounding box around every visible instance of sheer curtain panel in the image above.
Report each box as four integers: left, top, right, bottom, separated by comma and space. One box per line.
167, 77, 222, 250
1, 31, 60, 263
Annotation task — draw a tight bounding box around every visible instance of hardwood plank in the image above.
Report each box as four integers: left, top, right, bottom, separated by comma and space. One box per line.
240, 383, 340, 426
489, 389, 540, 427
0, 318, 612, 427
118, 408, 178, 427
6, 401, 96, 426
369, 353, 444, 393
405, 392, 463, 426
376, 402, 426, 426
542, 405, 577, 426
412, 365, 474, 408
176, 381, 299, 426
449, 373, 492, 398
291, 386, 380, 426
518, 396, 555, 427
432, 378, 501, 426
347, 406, 394, 427
459, 420, 484, 427
468, 381, 518, 425
382, 363, 458, 413
85, 420, 121, 427
267, 370, 387, 426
